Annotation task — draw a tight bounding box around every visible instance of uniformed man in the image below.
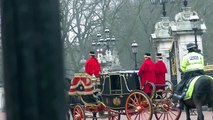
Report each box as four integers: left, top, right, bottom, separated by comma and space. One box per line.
85, 51, 101, 78
138, 53, 156, 96
173, 43, 205, 109
155, 53, 167, 91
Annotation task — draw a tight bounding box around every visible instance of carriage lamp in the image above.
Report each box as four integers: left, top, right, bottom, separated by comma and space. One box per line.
131, 41, 138, 70
190, 12, 200, 49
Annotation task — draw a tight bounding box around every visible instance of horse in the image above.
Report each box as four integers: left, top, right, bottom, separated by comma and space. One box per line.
175, 75, 213, 120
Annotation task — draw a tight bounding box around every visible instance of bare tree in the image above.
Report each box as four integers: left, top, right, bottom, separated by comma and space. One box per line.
60, 0, 129, 75
60, 0, 103, 75
59, 0, 213, 74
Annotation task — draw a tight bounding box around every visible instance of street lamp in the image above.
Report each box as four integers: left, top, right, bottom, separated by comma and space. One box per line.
150, 0, 175, 17
105, 28, 110, 37
183, 0, 188, 7
92, 41, 96, 50
97, 33, 101, 39
131, 41, 138, 70
95, 33, 101, 51
94, 28, 116, 54
105, 28, 110, 50
190, 12, 200, 49
111, 36, 116, 47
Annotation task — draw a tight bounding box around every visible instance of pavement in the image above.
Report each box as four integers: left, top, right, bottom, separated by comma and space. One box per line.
0, 111, 212, 120
178, 111, 212, 120
90, 111, 212, 120
0, 112, 5, 120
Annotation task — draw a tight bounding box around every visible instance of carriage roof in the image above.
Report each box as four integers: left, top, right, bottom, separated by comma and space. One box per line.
101, 70, 139, 74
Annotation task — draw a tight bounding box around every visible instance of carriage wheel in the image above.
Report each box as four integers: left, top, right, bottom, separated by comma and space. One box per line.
108, 110, 120, 120
108, 115, 120, 120
163, 81, 174, 99
161, 88, 173, 99
165, 80, 174, 92
73, 104, 85, 120
154, 100, 181, 120
157, 81, 173, 99
125, 91, 153, 120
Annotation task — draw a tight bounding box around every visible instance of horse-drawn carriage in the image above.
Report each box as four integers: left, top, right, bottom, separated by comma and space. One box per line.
68, 71, 181, 120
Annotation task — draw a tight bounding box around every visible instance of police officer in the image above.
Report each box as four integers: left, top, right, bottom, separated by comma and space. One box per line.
173, 43, 205, 108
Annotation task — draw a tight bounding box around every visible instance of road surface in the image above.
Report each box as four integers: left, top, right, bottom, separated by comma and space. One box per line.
0, 111, 212, 120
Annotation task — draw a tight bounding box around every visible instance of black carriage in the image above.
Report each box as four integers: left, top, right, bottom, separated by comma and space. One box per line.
68, 71, 181, 120
100, 71, 140, 109
100, 71, 154, 119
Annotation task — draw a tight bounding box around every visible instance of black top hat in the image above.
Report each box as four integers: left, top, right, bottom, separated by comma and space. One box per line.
89, 51, 95, 56
144, 53, 151, 58
156, 53, 162, 57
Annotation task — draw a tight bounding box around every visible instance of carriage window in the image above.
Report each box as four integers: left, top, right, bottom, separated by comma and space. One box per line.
110, 75, 121, 90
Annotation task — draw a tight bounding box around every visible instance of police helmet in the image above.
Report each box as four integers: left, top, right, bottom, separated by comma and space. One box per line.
186, 43, 196, 50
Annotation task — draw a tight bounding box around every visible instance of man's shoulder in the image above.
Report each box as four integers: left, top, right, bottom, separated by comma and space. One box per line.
88, 57, 97, 60
144, 59, 154, 64
186, 52, 203, 56
193, 52, 203, 57
184, 52, 194, 57
86, 57, 96, 62
150, 60, 156, 66
86, 58, 92, 61
156, 60, 165, 64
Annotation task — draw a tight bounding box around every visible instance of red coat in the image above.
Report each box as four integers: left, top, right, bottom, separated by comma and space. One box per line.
155, 60, 167, 90
85, 57, 101, 78
138, 58, 156, 94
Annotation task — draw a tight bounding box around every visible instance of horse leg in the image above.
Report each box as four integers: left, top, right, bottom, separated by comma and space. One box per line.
195, 103, 204, 120
185, 106, 191, 120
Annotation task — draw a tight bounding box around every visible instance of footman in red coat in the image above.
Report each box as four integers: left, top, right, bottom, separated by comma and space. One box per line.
155, 53, 167, 91
138, 53, 156, 96
85, 51, 101, 78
